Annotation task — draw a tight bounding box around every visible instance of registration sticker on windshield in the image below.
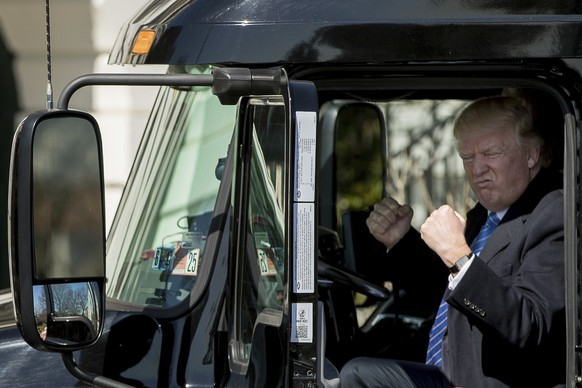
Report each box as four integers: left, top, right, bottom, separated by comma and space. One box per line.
257, 249, 277, 276
152, 246, 174, 271
172, 246, 200, 276
255, 231, 277, 276
291, 302, 313, 343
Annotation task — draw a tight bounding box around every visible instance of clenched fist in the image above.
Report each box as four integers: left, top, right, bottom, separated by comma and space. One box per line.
366, 197, 414, 249
420, 205, 471, 267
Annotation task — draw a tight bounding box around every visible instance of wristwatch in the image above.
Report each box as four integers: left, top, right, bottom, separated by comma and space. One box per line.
449, 252, 475, 274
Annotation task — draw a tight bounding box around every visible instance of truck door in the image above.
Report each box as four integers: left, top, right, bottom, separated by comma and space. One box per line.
227, 80, 322, 387
8, 68, 325, 387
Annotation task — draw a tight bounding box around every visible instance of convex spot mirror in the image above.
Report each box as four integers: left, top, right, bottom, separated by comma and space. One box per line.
9, 110, 106, 351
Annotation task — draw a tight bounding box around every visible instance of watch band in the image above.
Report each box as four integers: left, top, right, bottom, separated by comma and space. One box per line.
449, 252, 475, 274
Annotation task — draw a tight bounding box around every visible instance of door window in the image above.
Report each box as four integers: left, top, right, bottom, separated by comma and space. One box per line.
230, 98, 287, 371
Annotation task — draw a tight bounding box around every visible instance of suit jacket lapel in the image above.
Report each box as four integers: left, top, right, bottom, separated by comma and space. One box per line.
500, 168, 562, 224
476, 216, 526, 264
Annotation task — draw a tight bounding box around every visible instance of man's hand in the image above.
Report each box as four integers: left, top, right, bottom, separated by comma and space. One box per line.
420, 205, 471, 267
366, 197, 414, 249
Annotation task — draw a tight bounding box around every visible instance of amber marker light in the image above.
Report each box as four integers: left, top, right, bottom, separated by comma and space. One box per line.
131, 30, 156, 55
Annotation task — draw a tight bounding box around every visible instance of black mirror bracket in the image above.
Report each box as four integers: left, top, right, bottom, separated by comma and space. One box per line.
62, 352, 134, 388
57, 68, 286, 109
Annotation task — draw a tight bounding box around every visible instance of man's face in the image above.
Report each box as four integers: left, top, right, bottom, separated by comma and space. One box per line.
457, 123, 538, 212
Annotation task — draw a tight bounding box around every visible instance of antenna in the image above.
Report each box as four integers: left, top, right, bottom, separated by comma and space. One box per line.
45, 0, 53, 110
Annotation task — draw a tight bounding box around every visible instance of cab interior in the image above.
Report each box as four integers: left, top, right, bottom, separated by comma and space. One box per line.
309, 72, 565, 371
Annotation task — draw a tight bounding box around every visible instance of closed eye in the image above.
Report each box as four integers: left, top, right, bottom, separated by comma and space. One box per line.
484, 151, 502, 158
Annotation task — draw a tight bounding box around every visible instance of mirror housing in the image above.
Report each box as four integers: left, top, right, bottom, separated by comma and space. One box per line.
9, 109, 106, 352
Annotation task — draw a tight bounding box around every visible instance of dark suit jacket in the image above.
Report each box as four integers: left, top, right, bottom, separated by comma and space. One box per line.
387, 168, 565, 387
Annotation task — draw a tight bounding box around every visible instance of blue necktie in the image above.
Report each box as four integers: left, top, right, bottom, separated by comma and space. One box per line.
425, 212, 500, 367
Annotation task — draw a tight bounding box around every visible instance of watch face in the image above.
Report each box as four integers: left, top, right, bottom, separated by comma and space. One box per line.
457, 256, 469, 267
450, 254, 472, 274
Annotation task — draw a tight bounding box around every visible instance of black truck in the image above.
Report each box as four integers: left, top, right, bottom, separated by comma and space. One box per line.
4, 0, 582, 386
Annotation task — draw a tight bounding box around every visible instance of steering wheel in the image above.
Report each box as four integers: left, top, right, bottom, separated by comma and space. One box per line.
318, 258, 391, 300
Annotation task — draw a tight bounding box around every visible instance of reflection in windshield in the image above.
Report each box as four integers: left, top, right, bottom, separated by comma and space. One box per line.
106, 69, 237, 309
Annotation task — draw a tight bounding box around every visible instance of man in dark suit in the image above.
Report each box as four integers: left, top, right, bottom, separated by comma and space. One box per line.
340, 95, 564, 387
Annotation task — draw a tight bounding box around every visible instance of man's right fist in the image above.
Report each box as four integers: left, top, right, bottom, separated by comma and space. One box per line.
366, 197, 414, 249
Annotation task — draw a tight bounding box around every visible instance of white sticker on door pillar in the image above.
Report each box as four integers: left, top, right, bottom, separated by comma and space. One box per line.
294, 111, 316, 202
293, 202, 314, 293
291, 302, 313, 343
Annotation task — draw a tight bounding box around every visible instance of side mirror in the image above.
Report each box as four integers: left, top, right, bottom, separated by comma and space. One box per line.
9, 109, 106, 351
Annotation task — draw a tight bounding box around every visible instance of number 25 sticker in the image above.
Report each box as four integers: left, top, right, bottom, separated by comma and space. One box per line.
172, 247, 200, 276
186, 249, 199, 275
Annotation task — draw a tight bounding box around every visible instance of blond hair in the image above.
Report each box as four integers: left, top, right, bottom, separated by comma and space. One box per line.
453, 96, 551, 167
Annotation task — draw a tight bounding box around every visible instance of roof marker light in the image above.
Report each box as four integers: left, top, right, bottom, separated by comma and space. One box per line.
131, 30, 156, 55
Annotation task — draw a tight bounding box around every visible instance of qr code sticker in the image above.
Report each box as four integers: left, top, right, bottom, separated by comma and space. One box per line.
296, 325, 309, 340
291, 303, 313, 343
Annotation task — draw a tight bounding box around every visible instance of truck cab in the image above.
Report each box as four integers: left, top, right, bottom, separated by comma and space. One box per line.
6, 0, 582, 386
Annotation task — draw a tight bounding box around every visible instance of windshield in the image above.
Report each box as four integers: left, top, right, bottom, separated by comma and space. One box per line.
105, 68, 236, 310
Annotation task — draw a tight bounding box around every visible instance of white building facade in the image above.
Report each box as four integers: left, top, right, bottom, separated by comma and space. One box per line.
0, 0, 165, 231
